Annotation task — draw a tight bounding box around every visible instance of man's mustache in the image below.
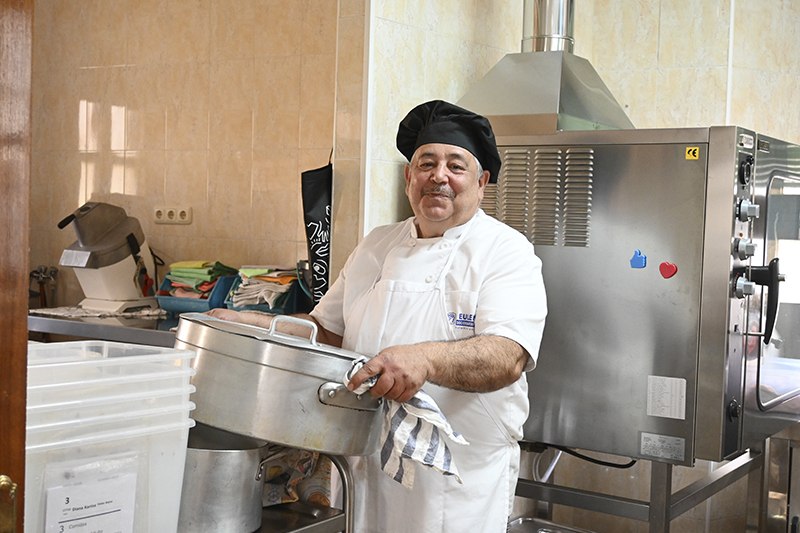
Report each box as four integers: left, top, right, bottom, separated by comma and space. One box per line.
421, 185, 454, 199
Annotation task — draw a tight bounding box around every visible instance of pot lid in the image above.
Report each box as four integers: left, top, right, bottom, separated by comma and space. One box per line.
175, 313, 362, 381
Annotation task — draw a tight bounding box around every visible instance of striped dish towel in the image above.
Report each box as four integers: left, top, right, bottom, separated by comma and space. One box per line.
343, 358, 469, 489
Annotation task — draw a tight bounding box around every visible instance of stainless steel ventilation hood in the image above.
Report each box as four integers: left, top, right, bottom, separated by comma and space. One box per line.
457, 0, 634, 135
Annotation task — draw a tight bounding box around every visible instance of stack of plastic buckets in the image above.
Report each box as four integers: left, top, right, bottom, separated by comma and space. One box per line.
25, 341, 197, 533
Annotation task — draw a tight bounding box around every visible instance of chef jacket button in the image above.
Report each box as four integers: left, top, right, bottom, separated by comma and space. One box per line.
440, 242, 450, 249
425, 274, 434, 283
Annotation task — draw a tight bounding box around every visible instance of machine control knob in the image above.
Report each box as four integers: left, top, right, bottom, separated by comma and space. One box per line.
739, 155, 754, 185
733, 238, 757, 260
737, 199, 760, 222
727, 399, 741, 420
734, 275, 756, 298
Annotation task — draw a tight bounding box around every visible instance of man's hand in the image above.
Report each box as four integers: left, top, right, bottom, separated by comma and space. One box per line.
347, 345, 433, 403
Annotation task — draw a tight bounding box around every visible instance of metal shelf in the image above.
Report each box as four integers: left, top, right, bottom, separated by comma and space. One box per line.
259, 502, 345, 533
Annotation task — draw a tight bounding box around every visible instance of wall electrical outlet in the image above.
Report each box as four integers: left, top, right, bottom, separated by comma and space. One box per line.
154, 206, 193, 225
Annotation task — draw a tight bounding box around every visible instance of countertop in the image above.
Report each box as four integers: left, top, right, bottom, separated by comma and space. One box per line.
28, 313, 178, 347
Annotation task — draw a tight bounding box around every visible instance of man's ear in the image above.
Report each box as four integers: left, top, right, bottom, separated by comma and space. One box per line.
478, 170, 490, 190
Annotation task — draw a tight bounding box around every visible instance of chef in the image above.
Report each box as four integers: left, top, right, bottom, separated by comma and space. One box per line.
209, 100, 547, 532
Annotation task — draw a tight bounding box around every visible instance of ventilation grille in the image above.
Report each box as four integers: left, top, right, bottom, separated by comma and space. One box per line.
482, 147, 593, 246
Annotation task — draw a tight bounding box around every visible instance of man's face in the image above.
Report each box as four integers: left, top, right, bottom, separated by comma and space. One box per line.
404, 143, 490, 238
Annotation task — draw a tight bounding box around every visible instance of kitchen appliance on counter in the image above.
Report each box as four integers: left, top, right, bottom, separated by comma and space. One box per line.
483, 125, 800, 466
58, 202, 158, 313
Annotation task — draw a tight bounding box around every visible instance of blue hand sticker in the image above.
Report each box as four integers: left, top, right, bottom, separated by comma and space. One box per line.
630, 250, 647, 268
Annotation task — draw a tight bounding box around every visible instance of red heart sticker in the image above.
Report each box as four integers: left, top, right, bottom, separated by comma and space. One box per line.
659, 262, 678, 279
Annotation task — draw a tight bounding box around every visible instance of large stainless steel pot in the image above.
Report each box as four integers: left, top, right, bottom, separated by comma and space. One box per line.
174, 313, 383, 456
178, 423, 270, 533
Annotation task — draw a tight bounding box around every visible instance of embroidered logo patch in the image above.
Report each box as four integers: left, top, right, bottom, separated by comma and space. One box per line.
447, 312, 475, 330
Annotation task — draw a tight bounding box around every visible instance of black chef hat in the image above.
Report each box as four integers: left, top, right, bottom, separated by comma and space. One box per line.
396, 100, 501, 183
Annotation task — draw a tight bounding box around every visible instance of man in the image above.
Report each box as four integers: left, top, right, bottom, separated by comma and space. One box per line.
209, 100, 547, 532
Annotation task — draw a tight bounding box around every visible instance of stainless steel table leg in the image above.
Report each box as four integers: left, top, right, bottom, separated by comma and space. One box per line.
329, 455, 354, 533
649, 461, 672, 533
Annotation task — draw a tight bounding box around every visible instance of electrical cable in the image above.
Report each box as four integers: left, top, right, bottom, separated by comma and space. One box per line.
549, 445, 637, 469
532, 449, 562, 482
150, 249, 166, 289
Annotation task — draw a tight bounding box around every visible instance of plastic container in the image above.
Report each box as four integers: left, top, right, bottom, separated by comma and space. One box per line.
26, 385, 195, 427
25, 420, 194, 533
27, 341, 196, 387
157, 275, 236, 314
27, 341, 196, 407
25, 341, 197, 533
26, 401, 195, 448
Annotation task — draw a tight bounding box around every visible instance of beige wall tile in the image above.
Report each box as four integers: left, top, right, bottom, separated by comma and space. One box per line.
303, 0, 339, 55
209, 59, 255, 151
254, 0, 305, 57
125, 65, 169, 151
335, 15, 365, 160
373, 0, 428, 28
597, 68, 654, 128
31, 68, 81, 152
729, 67, 783, 136
421, 0, 477, 39
423, 34, 480, 102
253, 149, 300, 192
300, 54, 336, 150
254, 56, 302, 150
340, 0, 366, 17
164, 62, 210, 151
473, 0, 523, 52
782, 0, 800, 76
656, 67, 728, 128
572, 0, 594, 60
733, 0, 782, 71
211, 0, 255, 61
127, 0, 211, 66
202, 150, 253, 239
659, 0, 729, 68
367, 160, 412, 231
592, 0, 659, 71
370, 19, 427, 163
778, 73, 800, 144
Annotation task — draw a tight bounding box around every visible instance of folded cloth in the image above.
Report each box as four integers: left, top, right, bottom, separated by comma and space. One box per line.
232, 276, 292, 308
343, 357, 469, 489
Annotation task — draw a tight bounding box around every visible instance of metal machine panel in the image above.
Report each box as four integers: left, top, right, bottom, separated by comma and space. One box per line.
490, 126, 800, 465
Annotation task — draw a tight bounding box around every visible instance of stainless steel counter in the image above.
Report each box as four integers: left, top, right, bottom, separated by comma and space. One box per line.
28, 314, 177, 347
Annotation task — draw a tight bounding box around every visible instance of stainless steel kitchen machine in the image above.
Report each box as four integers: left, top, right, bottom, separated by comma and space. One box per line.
482, 126, 800, 465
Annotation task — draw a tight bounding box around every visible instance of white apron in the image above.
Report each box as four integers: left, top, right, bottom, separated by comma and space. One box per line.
341, 217, 521, 533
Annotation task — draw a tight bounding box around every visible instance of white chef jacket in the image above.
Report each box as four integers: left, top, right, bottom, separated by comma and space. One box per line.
311, 209, 547, 533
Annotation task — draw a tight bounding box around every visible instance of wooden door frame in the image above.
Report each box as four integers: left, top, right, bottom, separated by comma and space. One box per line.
1, 0, 32, 531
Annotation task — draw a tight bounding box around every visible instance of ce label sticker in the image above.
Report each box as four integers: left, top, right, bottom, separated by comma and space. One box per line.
686, 147, 699, 159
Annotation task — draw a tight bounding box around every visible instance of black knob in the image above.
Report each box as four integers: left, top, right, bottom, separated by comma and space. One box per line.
739, 155, 754, 185
727, 399, 741, 420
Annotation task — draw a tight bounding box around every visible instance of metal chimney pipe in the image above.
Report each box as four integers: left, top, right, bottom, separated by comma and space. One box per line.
522, 0, 574, 53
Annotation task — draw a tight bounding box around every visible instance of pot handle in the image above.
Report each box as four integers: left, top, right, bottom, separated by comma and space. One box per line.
268, 315, 319, 345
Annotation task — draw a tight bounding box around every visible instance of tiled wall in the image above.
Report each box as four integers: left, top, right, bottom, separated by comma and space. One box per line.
575, 0, 800, 143
30, 0, 340, 306
362, 0, 524, 234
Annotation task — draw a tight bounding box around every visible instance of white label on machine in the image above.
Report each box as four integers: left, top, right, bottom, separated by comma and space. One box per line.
44, 473, 136, 533
646, 375, 686, 420
640, 432, 685, 462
